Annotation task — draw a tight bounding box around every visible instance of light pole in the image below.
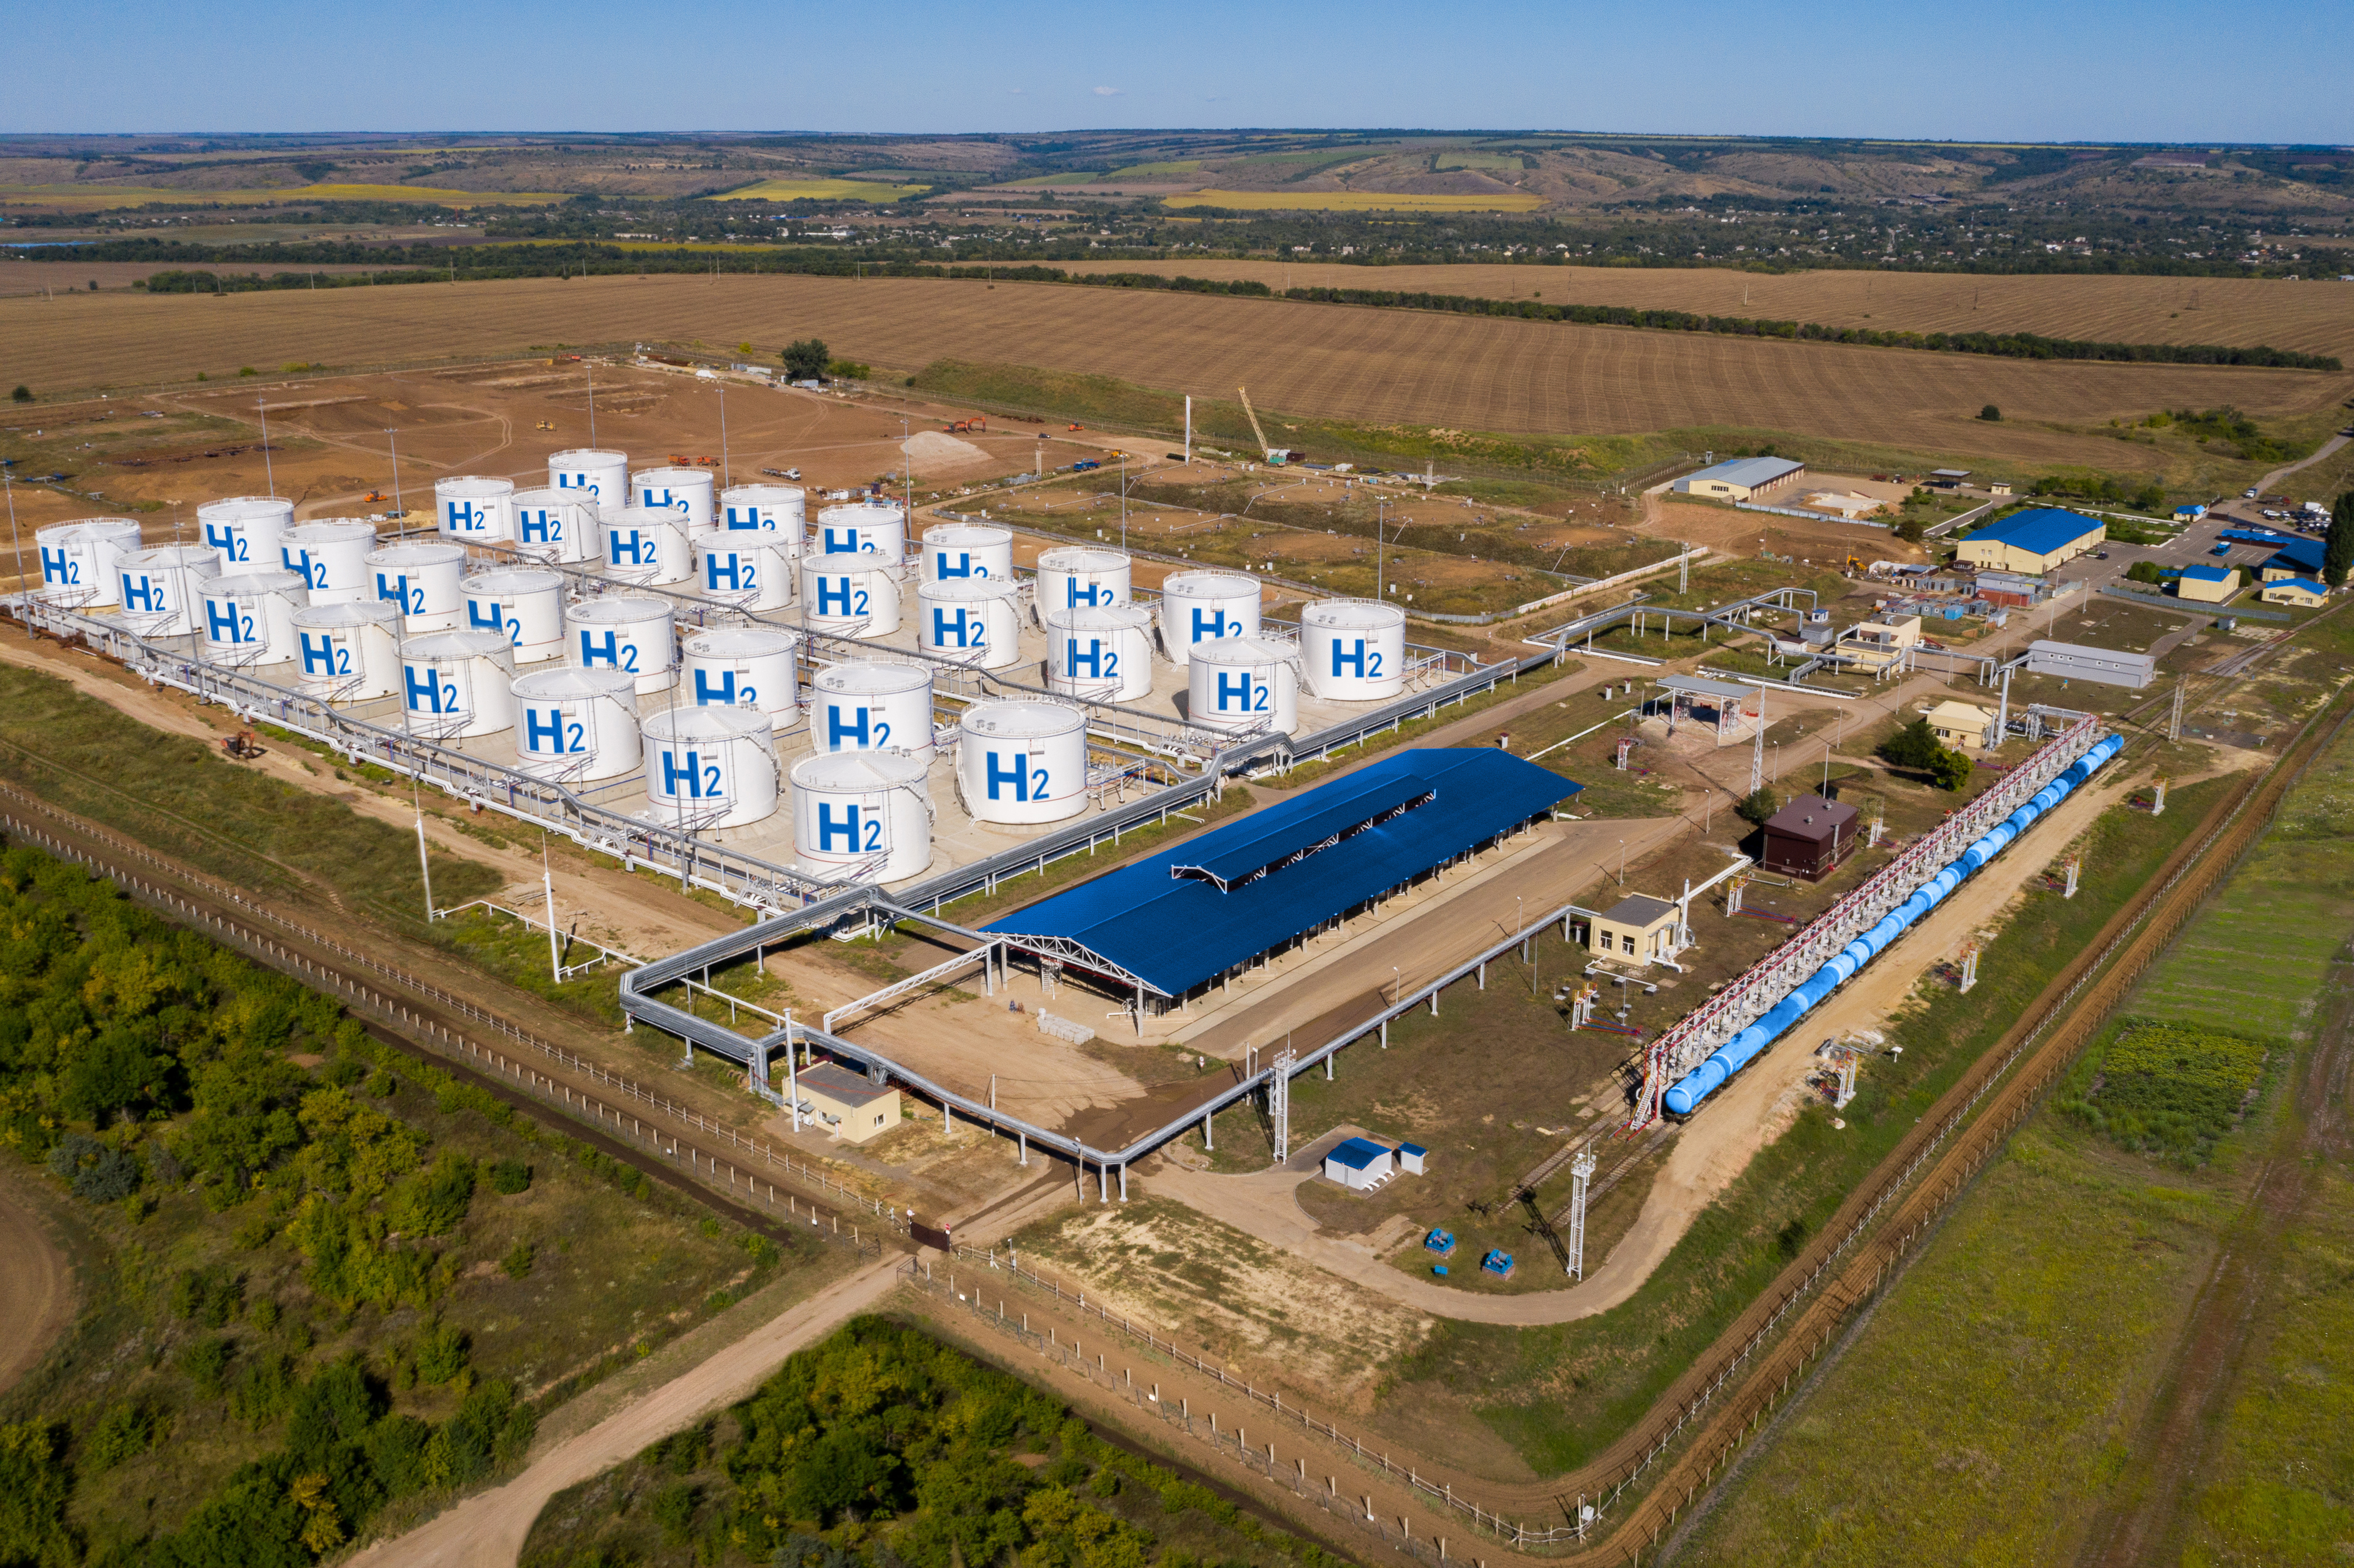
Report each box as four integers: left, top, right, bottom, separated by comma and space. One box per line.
258, 398, 275, 496
717, 378, 731, 490
1119, 450, 1128, 552
385, 429, 403, 516
1617, 838, 1627, 885
4, 468, 24, 639
1376, 497, 1386, 600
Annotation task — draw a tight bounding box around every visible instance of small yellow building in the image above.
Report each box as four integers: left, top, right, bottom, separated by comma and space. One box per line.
1589, 893, 1681, 965
1953, 508, 2104, 574
2259, 576, 2328, 607
2174, 563, 2238, 604
793, 1061, 904, 1144
1924, 700, 1995, 750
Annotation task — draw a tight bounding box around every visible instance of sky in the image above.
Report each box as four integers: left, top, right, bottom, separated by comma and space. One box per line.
8, 0, 2350, 145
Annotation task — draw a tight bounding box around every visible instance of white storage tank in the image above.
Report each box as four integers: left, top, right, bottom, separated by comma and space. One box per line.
1300, 599, 1409, 701
435, 475, 516, 544
923, 523, 1013, 583
917, 578, 1023, 669
197, 569, 310, 666
565, 596, 675, 693
790, 751, 932, 882
366, 542, 468, 631
461, 567, 567, 663
399, 629, 518, 738
812, 502, 906, 571
513, 666, 640, 781
683, 627, 799, 730
116, 545, 216, 636
693, 534, 793, 610
1034, 546, 1131, 614
958, 700, 1090, 825
290, 600, 401, 700
279, 519, 377, 604
1045, 605, 1154, 703
720, 483, 805, 542
1188, 637, 1299, 734
197, 495, 292, 573
549, 448, 630, 511
633, 466, 716, 533
600, 505, 693, 587
644, 707, 778, 829
811, 660, 934, 760
800, 559, 901, 637
1158, 570, 1262, 667
510, 487, 598, 565
35, 518, 142, 607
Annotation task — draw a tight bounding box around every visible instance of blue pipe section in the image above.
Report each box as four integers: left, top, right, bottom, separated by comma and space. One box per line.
1662, 734, 2123, 1116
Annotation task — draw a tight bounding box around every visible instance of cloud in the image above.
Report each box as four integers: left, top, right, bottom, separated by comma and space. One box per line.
1007, 87, 1025, 95
1092, 86, 1123, 96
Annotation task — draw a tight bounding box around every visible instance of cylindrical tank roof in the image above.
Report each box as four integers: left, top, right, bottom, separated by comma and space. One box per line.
644, 705, 772, 744
813, 659, 930, 695
367, 541, 467, 566
959, 698, 1086, 740
513, 665, 638, 702
684, 627, 798, 658
461, 566, 566, 594
1162, 569, 1260, 598
567, 595, 670, 624
1301, 598, 1407, 631
1038, 546, 1130, 573
291, 600, 401, 629
199, 568, 308, 595
403, 628, 515, 659
791, 749, 930, 790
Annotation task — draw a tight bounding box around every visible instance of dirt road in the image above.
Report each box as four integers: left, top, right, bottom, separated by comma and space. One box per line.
0, 1170, 74, 1396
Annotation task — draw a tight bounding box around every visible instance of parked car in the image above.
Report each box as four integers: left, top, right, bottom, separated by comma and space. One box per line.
2244, 487, 2261, 498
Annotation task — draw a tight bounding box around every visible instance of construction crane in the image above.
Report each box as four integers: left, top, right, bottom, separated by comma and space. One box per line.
1237, 386, 1286, 464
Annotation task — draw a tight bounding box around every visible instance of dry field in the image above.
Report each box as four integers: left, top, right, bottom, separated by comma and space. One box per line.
5, 274, 2349, 476
1, 260, 384, 297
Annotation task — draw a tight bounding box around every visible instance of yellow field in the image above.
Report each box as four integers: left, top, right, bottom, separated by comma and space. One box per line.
1163, 189, 1546, 212
705, 179, 930, 203
501, 239, 786, 253
0, 183, 568, 210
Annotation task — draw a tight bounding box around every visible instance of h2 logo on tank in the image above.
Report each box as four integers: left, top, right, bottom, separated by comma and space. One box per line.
815, 804, 886, 855
933, 551, 989, 579
519, 509, 567, 547
693, 669, 759, 709
467, 597, 524, 646
1216, 671, 1272, 714
640, 485, 691, 516
1065, 640, 1118, 681
403, 665, 463, 715
202, 522, 253, 562
659, 748, 726, 800
814, 577, 870, 619
205, 600, 256, 645
704, 553, 757, 593
1330, 638, 1382, 679
39, 547, 78, 586
121, 574, 168, 614
298, 633, 354, 678
984, 750, 1051, 803
577, 629, 644, 673
281, 546, 331, 591
443, 500, 492, 535
824, 704, 890, 751
1189, 608, 1241, 645
931, 608, 984, 649
374, 572, 426, 615
524, 705, 589, 756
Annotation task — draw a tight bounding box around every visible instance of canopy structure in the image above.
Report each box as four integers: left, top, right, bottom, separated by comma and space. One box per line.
985, 748, 1580, 998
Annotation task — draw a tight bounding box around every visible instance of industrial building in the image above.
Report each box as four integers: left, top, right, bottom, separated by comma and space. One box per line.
2259, 537, 2328, 583
2174, 563, 2239, 603
1760, 794, 1860, 880
1671, 456, 1807, 502
2022, 640, 2155, 690
791, 1061, 903, 1143
2260, 576, 2329, 607
1324, 1137, 1395, 1190
1952, 509, 2105, 574
1589, 893, 1682, 964
1925, 700, 1995, 750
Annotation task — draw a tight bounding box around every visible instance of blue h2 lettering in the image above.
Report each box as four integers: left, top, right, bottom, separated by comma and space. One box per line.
1217, 672, 1253, 712
203, 523, 247, 562
936, 551, 973, 579
446, 501, 485, 532
1067, 639, 1105, 680
985, 750, 1029, 802
467, 598, 508, 635
298, 633, 338, 675
822, 527, 861, 555
726, 507, 765, 531
609, 529, 649, 567
817, 803, 862, 852
816, 577, 854, 617
525, 708, 569, 753
661, 748, 704, 797
404, 665, 452, 713
827, 705, 870, 748
579, 629, 620, 667
520, 511, 557, 544
1065, 578, 1105, 608
205, 600, 242, 643
643, 487, 683, 515
1191, 608, 1229, 643
705, 552, 746, 591
932, 608, 979, 648
122, 574, 159, 613
1332, 638, 1368, 678
39, 547, 73, 586
693, 669, 741, 707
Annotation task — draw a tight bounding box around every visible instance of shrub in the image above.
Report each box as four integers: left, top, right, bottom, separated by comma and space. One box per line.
2127, 560, 2165, 584
180, 1335, 234, 1397
1734, 788, 1780, 827
2059, 1020, 2269, 1165
1978, 404, 2001, 421
1878, 717, 1943, 771
387, 1151, 476, 1238
1927, 747, 1972, 792
488, 1158, 532, 1194
9, 385, 30, 403
48, 1133, 143, 1202
414, 1321, 470, 1385
780, 338, 829, 380
501, 1242, 535, 1279
85, 1404, 159, 1472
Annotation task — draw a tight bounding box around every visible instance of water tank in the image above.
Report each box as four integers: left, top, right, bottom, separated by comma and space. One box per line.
549, 449, 630, 511
682, 627, 799, 731
790, 750, 931, 882
693, 535, 793, 610
811, 660, 934, 760
196, 569, 310, 666
196, 495, 292, 573
1300, 600, 1408, 701
510, 487, 598, 564
923, 523, 1013, 583
1188, 637, 1299, 734
116, 545, 216, 635
279, 519, 377, 604
721, 483, 805, 542
1045, 605, 1154, 703
565, 596, 676, 693
365, 542, 468, 631
290, 600, 400, 700
513, 666, 640, 781
435, 475, 516, 544
1035, 546, 1131, 614
461, 567, 567, 663
399, 629, 518, 738
958, 699, 1090, 825
1158, 570, 1262, 667
598, 505, 693, 587
644, 707, 779, 829
812, 502, 906, 571
34, 518, 142, 607
632, 466, 716, 532
917, 578, 1024, 669
800, 560, 902, 637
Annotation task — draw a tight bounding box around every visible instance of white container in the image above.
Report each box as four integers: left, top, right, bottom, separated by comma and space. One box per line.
957, 699, 1089, 825
693, 535, 793, 610
800, 560, 901, 637
290, 601, 400, 700
599, 505, 693, 587
565, 596, 676, 693
633, 466, 716, 532
720, 483, 805, 542
435, 475, 516, 544
1158, 570, 1262, 667
197, 495, 292, 573
549, 448, 630, 511
197, 569, 310, 666
644, 707, 779, 829
1035, 546, 1131, 614
790, 751, 932, 882
811, 660, 933, 760
1300, 599, 1409, 701
461, 567, 567, 663
513, 666, 640, 781
1045, 605, 1155, 702
683, 627, 799, 730
116, 545, 215, 635
35, 518, 142, 607
510, 487, 598, 565
923, 523, 1013, 583
812, 502, 906, 570
1188, 636, 1299, 733
279, 519, 377, 604
917, 578, 1024, 669
366, 542, 468, 631
399, 629, 518, 738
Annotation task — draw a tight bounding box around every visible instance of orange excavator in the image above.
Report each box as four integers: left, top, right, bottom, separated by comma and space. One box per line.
945, 418, 987, 434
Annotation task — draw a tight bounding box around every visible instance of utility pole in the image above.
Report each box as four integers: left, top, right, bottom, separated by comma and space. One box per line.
1750, 688, 1767, 796
543, 839, 562, 982
1268, 1045, 1294, 1165
1184, 394, 1192, 464
1119, 450, 1128, 552
2168, 678, 2185, 743
718, 378, 731, 490
1679, 543, 1689, 595
1376, 498, 1387, 601
1566, 1148, 1597, 1279
587, 360, 597, 447
258, 399, 275, 497
4, 469, 25, 638
412, 777, 435, 922
384, 429, 403, 516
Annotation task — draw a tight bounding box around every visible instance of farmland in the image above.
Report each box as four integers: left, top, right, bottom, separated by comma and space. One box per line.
1163, 190, 1548, 212
0, 182, 567, 210
707, 178, 931, 203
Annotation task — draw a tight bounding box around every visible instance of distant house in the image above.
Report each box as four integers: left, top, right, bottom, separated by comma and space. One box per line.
1925, 700, 1995, 750
1323, 1136, 1395, 1190
1927, 469, 1973, 489
795, 1061, 904, 1144
1974, 570, 2048, 609
1672, 456, 1807, 502
2174, 563, 2239, 603
2022, 640, 2154, 690
1588, 893, 1682, 965
1761, 794, 1859, 881
1953, 508, 2105, 574
2174, 504, 2208, 522
2259, 576, 2328, 606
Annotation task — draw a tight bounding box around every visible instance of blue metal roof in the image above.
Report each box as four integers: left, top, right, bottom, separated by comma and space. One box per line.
1677, 456, 1805, 490
2179, 563, 2234, 583
2217, 527, 2300, 547
2264, 538, 2327, 572
1328, 1136, 1389, 1170
2266, 576, 2327, 598
1961, 507, 2103, 558
1396, 1142, 1429, 1158
986, 748, 1580, 997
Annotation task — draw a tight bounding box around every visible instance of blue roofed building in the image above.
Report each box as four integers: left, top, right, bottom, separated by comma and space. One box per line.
2259, 536, 2327, 582
2174, 562, 2238, 603
2260, 576, 2328, 606
1670, 455, 1807, 502
1953, 508, 2106, 574
1323, 1136, 1395, 1190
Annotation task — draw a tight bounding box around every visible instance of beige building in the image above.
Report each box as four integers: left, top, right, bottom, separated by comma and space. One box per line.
2259, 576, 2328, 607
1588, 893, 1682, 965
1836, 614, 1922, 673
1925, 700, 1995, 750
2174, 564, 2238, 604
1671, 455, 1807, 502
1952, 508, 2104, 574
793, 1061, 903, 1144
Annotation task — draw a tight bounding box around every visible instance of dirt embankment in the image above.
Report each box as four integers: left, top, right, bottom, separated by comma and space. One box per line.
0, 1167, 76, 1396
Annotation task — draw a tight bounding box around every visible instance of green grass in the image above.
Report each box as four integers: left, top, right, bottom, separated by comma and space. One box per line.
2055, 1019, 2272, 1166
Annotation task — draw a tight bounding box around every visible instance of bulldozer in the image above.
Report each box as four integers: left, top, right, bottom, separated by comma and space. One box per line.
221, 730, 265, 761
534, 419, 556, 432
